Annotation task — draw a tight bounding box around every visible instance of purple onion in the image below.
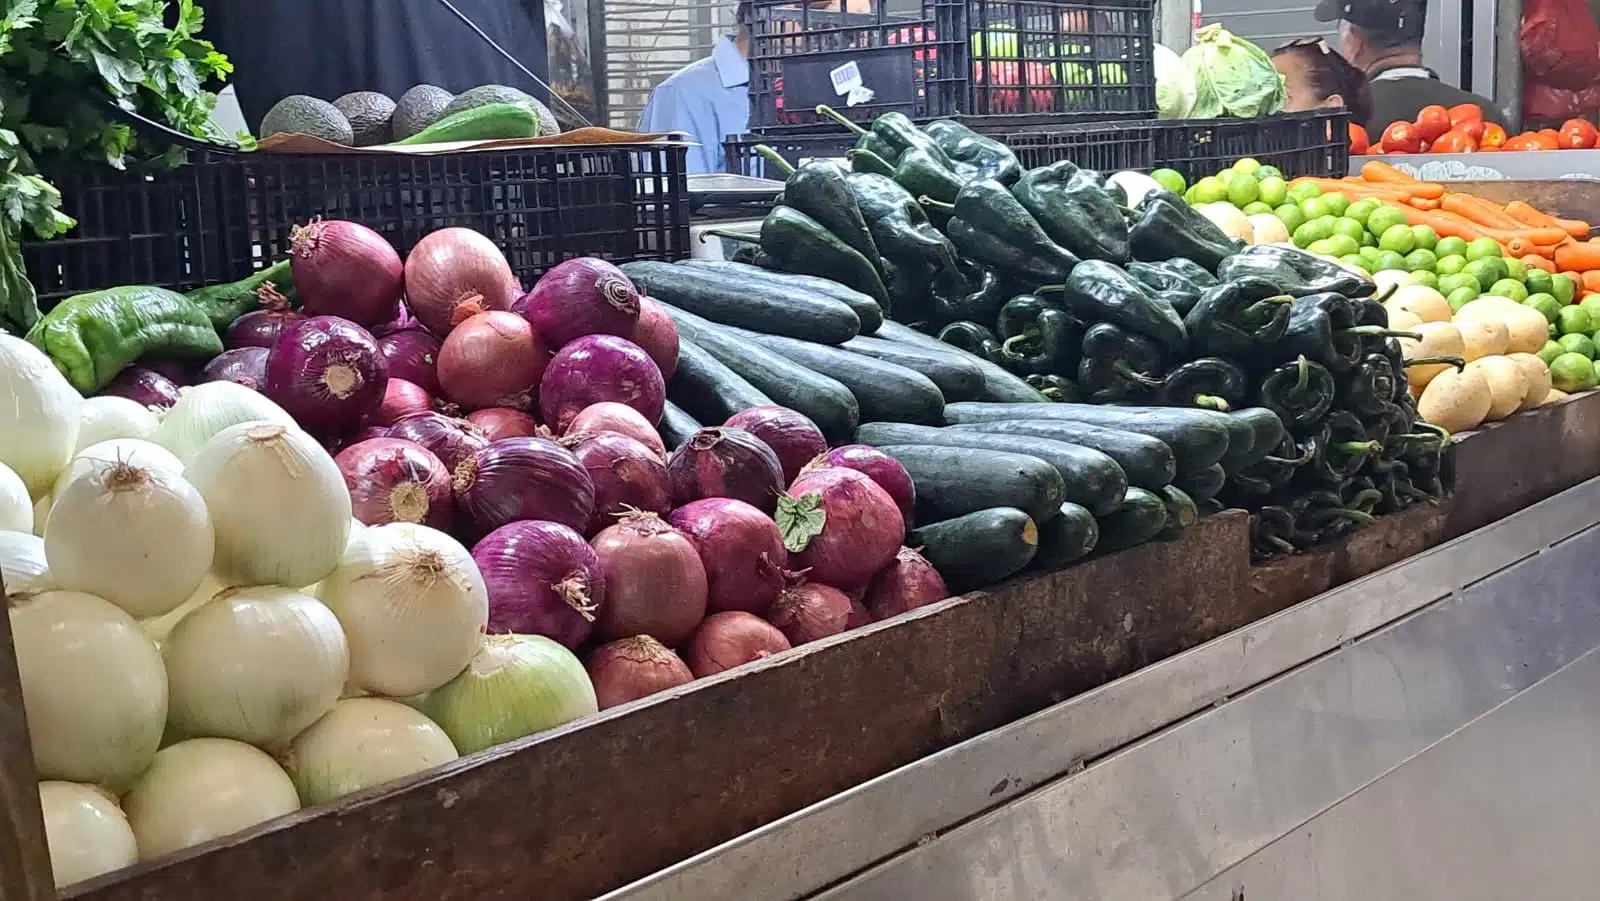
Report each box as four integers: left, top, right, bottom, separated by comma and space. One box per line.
514, 257, 642, 349
226, 294, 306, 349
668, 498, 790, 616
100, 366, 180, 409
452, 436, 595, 539
472, 520, 606, 648
723, 406, 827, 485
139, 359, 196, 387
375, 328, 443, 396
567, 431, 670, 534
200, 347, 270, 391
264, 315, 389, 438
336, 437, 454, 530
817, 445, 917, 526
666, 427, 785, 515
538, 334, 666, 432
387, 411, 489, 473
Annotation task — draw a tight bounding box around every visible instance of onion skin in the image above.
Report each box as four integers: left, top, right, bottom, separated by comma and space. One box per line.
591, 512, 707, 645
565, 402, 666, 460
335, 438, 454, 530
724, 407, 827, 485
387, 412, 488, 473
666, 427, 785, 515
787, 467, 905, 591
373, 379, 435, 426
465, 407, 541, 440
515, 257, 642, 349
472, 520, 605, 648
864, 547, 948, 621
100, 366, 180, 410
376, 328, 443, 395
570, 432, 670, 534
767, 582, 853, 645
453, 437, 595, 538
684, 612, 791, 678
403, 227, 520, 337
668, 498, 788, 615
437, 311, 550, 410
225, 288, 306, 350
200, 347, 270, 392
585, 635, 694, 710
139, 360, 196, 388
265, 316, 389, 438
289, 219, 405, 327
817, 445, 917, 526
538, 335, 666, 431
629, 297, 679, 380
847, 599, 873, 629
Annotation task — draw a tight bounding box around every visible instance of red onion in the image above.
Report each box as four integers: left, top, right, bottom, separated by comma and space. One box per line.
453, 437, 595, 538
568, 432, 670, 534
668, 498, 789, 615
538, 335, 666, 431
724, 407, 827, 485
515, 257, 641, 349
289, 219, 405, 327
265, 316, 389, 437
766, 582, 852, 645
225, 284, 306, 349
586, 636, 694, 710
473, 520, 605, 648
591, 511, 707, 645
139, 359, 195, 387
437, 311, 550, 410
565, 402, 666, 460
403, 227, 520, 337
864, 547, 948, 621
336, 437, 454, 530
466, 407, 541, 440
684, 612, 791, 678
200, 347, 271, 391
387, 412, 488, 473
372, 378, 435, 426
666, 427, 784, 515
371, 301, 414, 336
376, 328, 443, 395
630, 298, 679, 381
847, 599, 873, 629
784, 467, 905, 591
100, 366, 180, 409
817, 445, 917, 526
352, 425, 391, 443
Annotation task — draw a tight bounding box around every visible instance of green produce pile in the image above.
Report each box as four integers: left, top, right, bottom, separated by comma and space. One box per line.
258, 85, 559, 148
1155, 25, 1285, 121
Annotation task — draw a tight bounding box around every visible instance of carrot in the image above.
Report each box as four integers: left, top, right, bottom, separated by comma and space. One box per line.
1582, 270, 1600, 294
1361, 160, 1418, 183
1399, 181, 1445, 200
1399, 206, 1488, 241
1294, 177, 1410, 199
1503, 200, 1592, 239
1410, 197, 1440, 211
1553, 240, 1600, 273
1441, 193, 1530, 231
1522, 254, 1558, 274
1506, 237, 1536, 258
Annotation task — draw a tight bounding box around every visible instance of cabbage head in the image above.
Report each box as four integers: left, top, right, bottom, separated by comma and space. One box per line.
1155, 44, 1197, 119
1180, 24, 1286, 118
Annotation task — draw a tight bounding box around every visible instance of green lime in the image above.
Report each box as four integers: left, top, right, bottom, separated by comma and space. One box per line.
1525, 293, 1564, 324
1525, 268, 1555, 297
1217, 169, 1237, 188
1538, 340, 1566, 365
1184, 187, 1200, 204
1558, 305, 1595, 336
1344, 197, 1381, 227
1240, 201, 1273, 216
1299, 196, 1332, 220
1465, 237, 1503, 261
1321, 234, 1361, 258
1293, 218, 1333, 248
1551, 352, 1599, 391
1580, 295, 1600, 320
1435, 254, 1468, 276
1306, 238, 1338, 256
1404, 248, 1438, 273
1372, 250, 1408, 272
1227, 176, 1261, 207
1411, 270, 1440, 290
1463, 257, 1509, 291
1191, 176, 1227, 205
1232, 158, 1263, 177
1257, 175, 1288, 207
1447, 285, 1481, 311
1150, 168, 1187, 195
1322, 192, 1352, 217
1258, 165, 1284, 180
1409, 225, 1439, 251
1434, 236, 1469, 258
1552, 272, 1577, 304
1361, 231, 1376, 247
1558, 332, 1597, 359
1274, 204, 1307, 234
1502, 256, 1526, 282
1286, 180, 1322, 203
1340, 254, 1367, 269
1331, 218, 1366, 241
1554, 322, 1563, 341
1378, 223, 1417, 255
1365, 205, 1410, 237
1358, 245, 1383, 265
1490, 278, 1528, 302
1438, 273, 1477, 296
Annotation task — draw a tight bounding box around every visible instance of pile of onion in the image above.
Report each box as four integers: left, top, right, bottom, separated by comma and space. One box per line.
591, 511, 707, 645
515, 257, 641, 349
264, 316, 389, 438
683, 612, 791, 678
724, 406, 827, 484
403, 227, 520, 337
666, 427, 785, 514
864, 547, 948, 620
466, 407, 541, 440
585, 636, 693, 710
539, 335, 665, 431
783, 466, 905, 591
437, 310, 549, 410
289, 219, 405, 327
472, 520, 605, 648
335, 437, 454, 530
668, 498, 788, 615
568, 432, 670, 533
453, 437, 594, 538
766, 581, 853, 645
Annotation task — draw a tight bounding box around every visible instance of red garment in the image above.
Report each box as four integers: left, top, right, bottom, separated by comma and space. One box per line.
1521, 0, 1600, 91
1525, 82, 1582, 123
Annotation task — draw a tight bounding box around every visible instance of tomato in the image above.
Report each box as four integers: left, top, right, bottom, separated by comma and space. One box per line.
1448, 103, 1484, 126
1531, 131, 1562, 150
1481, 122, 1508, 148
1380, 121, 1424, 154
1560, 118, 1598, 149
1503, 134, 1535, 151
1431, 128, 1478, 154
1455, 118, 1487, 142
1419, 140, 1432, 153
1348, 123, 1370, 155
1415, 105, 1453, 142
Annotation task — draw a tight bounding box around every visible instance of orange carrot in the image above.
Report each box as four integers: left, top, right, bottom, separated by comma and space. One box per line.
1441, 193, 1531, 231
1398, 206, 1487, 241
1522, 254, 1558, 274
1361, 160, 1418, 183
1506, 237, 1536, 257
1410, 197, 1440, 211
1553, 240, 1600, 273
1581, 270, 1600, 294
1501, 200, 1591, 240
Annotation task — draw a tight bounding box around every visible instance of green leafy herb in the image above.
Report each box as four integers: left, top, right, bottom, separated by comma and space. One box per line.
775, 492, 827, 553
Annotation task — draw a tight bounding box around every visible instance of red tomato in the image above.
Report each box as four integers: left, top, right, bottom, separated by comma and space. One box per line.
1381, 121, 1424, 154
1448, 103, 1484, 126
1348, 123, 1370, 155
1415, 105, 1453, 142
1481, 122, 1508, 148
1431, 128, 1479, 154
1560, 118, 1598, 149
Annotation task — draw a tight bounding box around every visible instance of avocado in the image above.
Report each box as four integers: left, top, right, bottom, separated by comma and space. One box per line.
333, 91, 397, 146
444, 85, 560, 136
259, 95, 354, 145
392, 85, 455, 140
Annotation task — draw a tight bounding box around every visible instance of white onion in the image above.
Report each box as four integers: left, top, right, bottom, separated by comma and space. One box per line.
139, 571, 225, 649
0, 335, 80, 499
10, 590, 167, 789
0, 530, 54, 594
74, 396, 159, 453
163, 585, 348, 748
0, 461, 31, 533
121, 738, 300, 860
31, 492, 50, 536
417, 634, 597, 756
153, 381, 295, 464
318, 523, 487, 697
50, 437, 183, 501
280, 697, 458, 806
185, 422, 351, 589
38, 781, 138, 887
45, 458, 213, 619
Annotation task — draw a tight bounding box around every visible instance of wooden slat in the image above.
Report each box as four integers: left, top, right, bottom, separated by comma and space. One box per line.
0, 571, 56, 901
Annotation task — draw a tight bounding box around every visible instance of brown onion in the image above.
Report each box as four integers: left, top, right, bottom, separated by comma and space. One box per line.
403, 227, 521, 337
586, 636, 695, 710
466, 407, 541, 440
437, 311, 550, 410
683, 612, 791, 678
336, 437, 455, 530
565, 402, 667, 460
591, 512, 707, 645
766, 582, 852, 645
864, 547, 948, 620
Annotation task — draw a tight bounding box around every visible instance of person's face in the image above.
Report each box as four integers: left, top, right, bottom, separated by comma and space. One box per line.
1274, 51, 1346, 114
1337, 20, 1365, 64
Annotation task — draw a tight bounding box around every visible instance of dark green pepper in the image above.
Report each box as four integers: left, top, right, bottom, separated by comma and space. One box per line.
881, 258, 930, 321
1252, 506, 1299, 557
1338, 352, 1397, 417
1281, 292, 1417, 373
849, 148, 966, 213
1228, 245, 1377, 298
1223, 434, 1312, 507
1127, 191, 1242, 273
924, 119, 1022, 185
1215, 253, 1301, 293
1078, 322, 1166, 403
707, 206, 889, 306
754, 147, 882, 276
931, 267, 1013, 325
1161, 357, 1248, 411
1304, 411, 1382, 485
27, 286, 224, 394
923, 180, 1080, 287
996, 293, 1061, 340
819, 105, 951, 169
1299, 490, 1379, 542
1183, 276, 1295, 358
842, 171, 960, 277
1040, 259, 1187, 353
1257, 355, 1336, 431
1125, 260, 1213, 316
1025, 374, 1080, 402
1351, 296, 1389, 328
186, 260, 299, 335
1010, 160, 1130, 263
938, 320, 1004, 364
999, 308, 1079, 377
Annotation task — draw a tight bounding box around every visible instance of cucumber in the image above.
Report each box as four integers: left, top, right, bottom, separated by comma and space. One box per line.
1032, 502, 1099, 570
620, 261, 860, 345
855, 422, 1127, 516
945, 419, 1175, 491
1225, 407, 1287, 468
186, 260, 298, 334
876, 444, 1066, 525
667, 336, 772, 425
659, 401, 701, 451
1095, 487, 1168, 554
942, 402, 1231, 475
674, 260, 883, 334
733, 329, 946, 426
1180, 408, 1256, 464
841, 334, 985, 402
874, 320, 1048, 403
392, 102, 540, 145
1155, 485, 1199, 540
660, 304, 859, 442
1173, 463, 1226, 501
910, 507, 1038, 592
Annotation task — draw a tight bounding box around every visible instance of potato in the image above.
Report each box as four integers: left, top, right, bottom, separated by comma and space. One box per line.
1399, 321, 1465, 388
1418, 365, 1493, 433
1457, 318, 1509, 362
1454, 299, 1548, 354
1463, 355, 1529, 422
1545, 388, 1570, 406
1387, 285, 1452, 323
1506, 352, 1553, 412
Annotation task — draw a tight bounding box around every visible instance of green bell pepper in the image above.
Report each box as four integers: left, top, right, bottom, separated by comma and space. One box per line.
1010, 160, 1130, 264
938, 320, 1004, 364
706, 206, 889, 306
924, 119, 1021, 185
1127, 190, 1242, 273
1040, 259, 1188, 353
1161, 357, 1248, 411
27, 286, 224, 394
1256, 355, 1336, 431
1183, 276, 1295, 358
923, 180, 1080, 287
931, 267, 1013, 325
1078, 322, 1166, 403
1338, 352, 1397, 418
819, 105, 952, 168
1226, 245, 1377, 298
1126, 260, 1216, 316
754, 147, 882, 274
1303, 411, 1382, 485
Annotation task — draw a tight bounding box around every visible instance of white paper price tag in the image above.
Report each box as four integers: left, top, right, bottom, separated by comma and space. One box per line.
829, 60, 864, 96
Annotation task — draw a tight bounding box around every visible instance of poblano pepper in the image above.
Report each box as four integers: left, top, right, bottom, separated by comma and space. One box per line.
849, 148, 965, 212
1161, 357, 1248, 411
1078, 322, 1166, 403
996, 296, 1081, 377
1252, 505, 1299, 557
1298, 488, 1379, 542
819, 105, 952, 168
1010, 160, 1130, 263
842, 170, 960, 275
1025, 374, 1080, 402
1301, 411, 1382, 485
1338, 352, 1397, 417
1182, 276, 1294, 358
1227, 244, 1377, 298
754, 147, 882, 272
1040, 259, 1187, 353
932, 267, 1013, 324
923, 180, 1081, 287
1127, 191, 1242, 272
1223, 434, 1312, 506
938, 320, 1004, 364
924, 119, 1022, 185
27, 286, 224, 394
881, 258, 929, 321
706, 206, 889, 305
1281, 292, 1418, 372
1126, 260, 1215, 316
1257, 355, 1336, 431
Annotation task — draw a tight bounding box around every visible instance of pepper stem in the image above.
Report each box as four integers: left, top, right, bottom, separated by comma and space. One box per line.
1000, 331, 1041, 357
919, 195, 956, 212
1347, 488, 1385, 514
1346, 326, 1423, 340
1265, 535, 1298, 554
1333, 440, 1383, 457
753, 145, 796, 176
1192, 394, 1232, 411
1112, 362, 1165, 389
1320, 507, 1378, 526
847, 148, 896, 177
700, 229, 759, 246
1264, 443, 1316, 467
1034, 284, 1065, 295
815, 105, 870, 136
1403, 355, 1466, 369
1294, 354, 1311, 393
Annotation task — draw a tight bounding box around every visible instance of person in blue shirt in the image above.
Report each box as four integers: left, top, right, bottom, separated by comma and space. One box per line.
638, 1, 752, 174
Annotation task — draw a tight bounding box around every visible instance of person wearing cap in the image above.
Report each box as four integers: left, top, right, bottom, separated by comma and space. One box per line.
1316, 0, 1509, 134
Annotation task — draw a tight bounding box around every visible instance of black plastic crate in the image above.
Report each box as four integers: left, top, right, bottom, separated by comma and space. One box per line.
1152, 109, 1351, 182
747, 0, 1155, 130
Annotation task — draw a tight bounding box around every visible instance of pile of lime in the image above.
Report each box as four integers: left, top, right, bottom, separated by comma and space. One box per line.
1534, 294, 1600, 392
1176, 158, 1291, 213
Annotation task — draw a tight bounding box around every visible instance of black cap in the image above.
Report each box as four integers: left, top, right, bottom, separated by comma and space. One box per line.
1314, 0, 1426, 40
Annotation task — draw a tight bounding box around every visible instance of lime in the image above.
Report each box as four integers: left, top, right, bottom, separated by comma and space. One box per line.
1409, 225, 1439, 251
1274, 204, 1307, 234
1525, 268, 1555, 297
1434, 236, 1469, 258
1490, 278, 1528, 302
1552, 272, 1577, 304
1358, 246, 1383, 266
1257, 175, 1288, 207
1242, 201, 1274, 216
1554, 322, 1563, 341
1340, 254, 1367, 269
1321, 234, 1361, 258
1525, 293, 1564, 324
1538, 340, 1565, 365
1557, 334, 1597, 360
1299, 196, 1332, 220
1332, 218, 1367, 242
1258, 165, 1284, 180
1447, 285, 1480, 311
1372, 250, 1408, 272
1191, 176, 1227, 205
1322, 192, 1352, 217
1580, 295, 1600, 320
1465, 237, 1502, 261
1366, 205, 1410, 237
1404, 248, 1438, 273
1438, 273, 1477, 296
1232, 158, 1263, 177
1217, 169, 1237, 188
1502, 256, 1526, 282
1227, 175, 1261, 207
1306, 238, 1338, 256
1463, 257, 1509, 291
1408, 271, 1438, 291
1344, 197, 1381, 227
1378, 223, 1417, 255
1551, 352, 1599, 391
1435, 254, 1468, 276
1558, 305, 1595, 336
1286, 180, 1322, 203
1150, 168, 1187, 194
1184, 187, 1200, 204
1293, 218, 1334, 248
1361, 231, 1376, 247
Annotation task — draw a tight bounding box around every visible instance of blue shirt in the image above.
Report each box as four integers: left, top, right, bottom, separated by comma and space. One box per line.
639, 36, 750, 174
